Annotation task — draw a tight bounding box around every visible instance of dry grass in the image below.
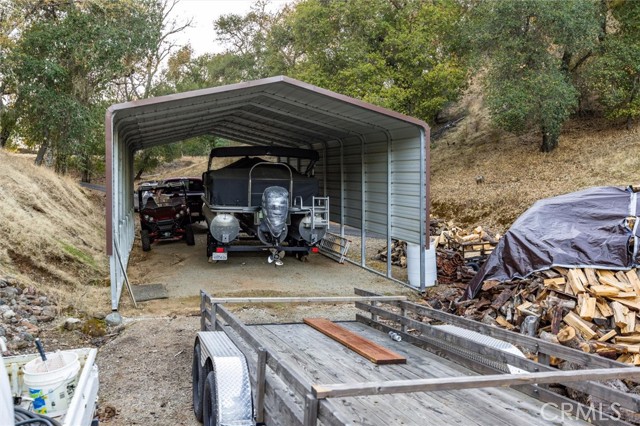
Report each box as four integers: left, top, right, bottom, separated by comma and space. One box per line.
431, 82, 640, 233
0, 151, 108, 315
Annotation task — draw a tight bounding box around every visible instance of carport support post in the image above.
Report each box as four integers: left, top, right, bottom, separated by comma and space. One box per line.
360, 136, 366, 266
303, 393, 319, 426
419, 128, 427, 292
256, 347, 267, 423
340, 140, 345, 237
386, 131, 392, 278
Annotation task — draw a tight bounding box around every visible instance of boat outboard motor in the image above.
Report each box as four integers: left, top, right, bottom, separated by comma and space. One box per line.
258, 186, 289, 265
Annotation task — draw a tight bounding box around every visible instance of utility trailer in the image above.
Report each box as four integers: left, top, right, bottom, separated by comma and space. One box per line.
193, 289, 640, 425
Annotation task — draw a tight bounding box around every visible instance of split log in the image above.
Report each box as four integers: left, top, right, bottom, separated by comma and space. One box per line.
544, 295, 576, 310
597, 330, 617, 342
611, 301, 629, 328
558, 326, 592, 354
563, 311, 597, 340
538, 330, 559, 344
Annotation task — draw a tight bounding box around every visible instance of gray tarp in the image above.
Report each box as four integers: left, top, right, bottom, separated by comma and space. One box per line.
465, 186, 640, 299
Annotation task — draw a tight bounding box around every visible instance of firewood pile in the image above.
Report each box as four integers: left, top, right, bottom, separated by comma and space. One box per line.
435, 249, 476, 284
430, 219, 500, 251
447, 267, 640, 366
373, 218, 500, 283
373, 239, 407, 267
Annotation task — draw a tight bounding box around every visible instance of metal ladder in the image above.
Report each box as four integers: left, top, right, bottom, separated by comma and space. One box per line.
318, 232, 351, 263
311, 196, 329, 229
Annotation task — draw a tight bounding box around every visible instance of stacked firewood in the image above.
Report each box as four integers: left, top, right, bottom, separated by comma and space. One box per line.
435, 249, 476, 284
453, 267, 640, 366
430, 220, 500, 250
374, 219, 500, 284
374, 239, 407, 267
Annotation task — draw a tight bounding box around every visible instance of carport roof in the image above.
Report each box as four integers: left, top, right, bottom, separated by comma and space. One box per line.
106, 75, 429, 151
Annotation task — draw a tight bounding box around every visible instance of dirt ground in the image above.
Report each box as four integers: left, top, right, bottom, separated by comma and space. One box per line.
96, 223, 416, 425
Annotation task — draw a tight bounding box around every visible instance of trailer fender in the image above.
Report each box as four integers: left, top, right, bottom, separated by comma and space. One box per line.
195, 331, 253, 425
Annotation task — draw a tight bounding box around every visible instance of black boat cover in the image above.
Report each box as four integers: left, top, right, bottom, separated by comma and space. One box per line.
465, 186, 640, 299
204, 157, 319, 206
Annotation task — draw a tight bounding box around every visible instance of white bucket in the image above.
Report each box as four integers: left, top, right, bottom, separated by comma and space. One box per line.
407, 237, 437, 288
23, 351, 80, 417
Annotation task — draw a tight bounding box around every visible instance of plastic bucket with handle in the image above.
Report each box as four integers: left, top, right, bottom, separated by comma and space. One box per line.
23, 350, 80, 417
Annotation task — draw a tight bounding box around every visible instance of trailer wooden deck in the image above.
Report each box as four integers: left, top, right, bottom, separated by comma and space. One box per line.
249, 321, 582, 425
198, 290, 640, 426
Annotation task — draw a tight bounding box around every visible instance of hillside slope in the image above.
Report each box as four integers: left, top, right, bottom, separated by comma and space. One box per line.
0, 151, 108, 314
430, 92, 640, 233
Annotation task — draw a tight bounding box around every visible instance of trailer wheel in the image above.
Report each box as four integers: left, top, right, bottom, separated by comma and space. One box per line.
203, 371, 219, 426
185, 224, 196, 246
192, 341, 204, 421
141, 230, 151, 252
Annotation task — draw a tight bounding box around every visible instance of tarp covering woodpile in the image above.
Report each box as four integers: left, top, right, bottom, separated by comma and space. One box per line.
466, 186, 640, 299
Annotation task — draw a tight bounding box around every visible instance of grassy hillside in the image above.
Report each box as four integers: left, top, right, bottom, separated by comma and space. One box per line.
0, 151, 108, 314
430, 89, 640, 233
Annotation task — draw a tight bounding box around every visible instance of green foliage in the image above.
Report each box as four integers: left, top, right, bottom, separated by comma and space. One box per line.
469, 0, 602, 151
282, 0, 467, 122
586, 0, 640, 126
6, 0, 160, 177
162, 0, 467, 125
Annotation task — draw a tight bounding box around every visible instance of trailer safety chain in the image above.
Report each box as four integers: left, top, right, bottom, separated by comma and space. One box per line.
13, 406, 62, 426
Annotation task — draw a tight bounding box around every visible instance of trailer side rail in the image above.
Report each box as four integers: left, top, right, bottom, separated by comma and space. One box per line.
354, 288, 640, 425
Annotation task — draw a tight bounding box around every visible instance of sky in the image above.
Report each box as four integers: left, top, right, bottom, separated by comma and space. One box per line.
169, 0, 293, 56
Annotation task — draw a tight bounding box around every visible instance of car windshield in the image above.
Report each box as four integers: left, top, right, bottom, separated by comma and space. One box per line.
143, 184, 185, 208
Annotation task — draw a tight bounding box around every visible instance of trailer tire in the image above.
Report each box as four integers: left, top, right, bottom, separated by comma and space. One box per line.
192, 341, 204, 421
141, 230, 151, 252
203, 371, 219, 426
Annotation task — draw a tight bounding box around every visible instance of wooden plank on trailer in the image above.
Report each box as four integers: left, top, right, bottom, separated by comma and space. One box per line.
303, 317, 406, 364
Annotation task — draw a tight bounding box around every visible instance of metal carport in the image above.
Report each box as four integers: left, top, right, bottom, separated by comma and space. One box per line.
105, 76, 430, 311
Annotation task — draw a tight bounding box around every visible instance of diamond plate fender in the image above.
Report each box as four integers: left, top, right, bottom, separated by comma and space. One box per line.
197, 331, 254, 425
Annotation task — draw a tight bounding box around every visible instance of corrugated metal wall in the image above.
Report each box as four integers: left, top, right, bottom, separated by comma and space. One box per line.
314, 127, 423, 245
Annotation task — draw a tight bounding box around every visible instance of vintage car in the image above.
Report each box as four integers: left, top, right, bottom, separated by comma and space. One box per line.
138, 181, 195, 251
202, 146, 329, 265
158, 176, 205, 221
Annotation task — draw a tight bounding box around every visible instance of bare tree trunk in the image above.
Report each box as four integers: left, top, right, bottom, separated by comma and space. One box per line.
81, 152, 91, 183
134, 167, 145, 181
34, 142, 48, 166
540, 127, 559, 152
0, 126, 11, 148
